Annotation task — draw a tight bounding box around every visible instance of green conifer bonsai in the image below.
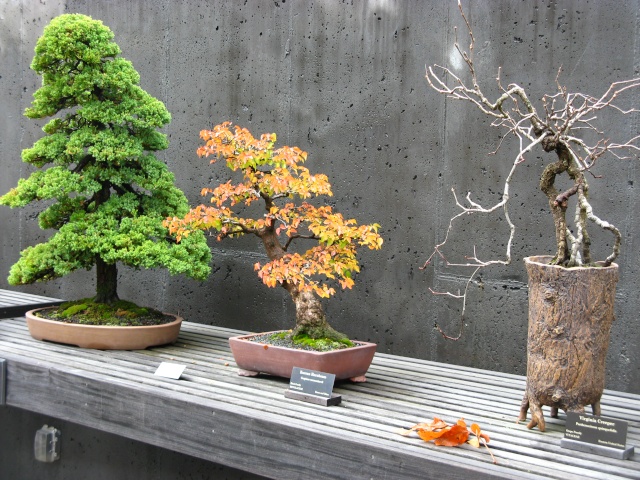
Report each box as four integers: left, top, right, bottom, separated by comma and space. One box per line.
0, 14, 211, 313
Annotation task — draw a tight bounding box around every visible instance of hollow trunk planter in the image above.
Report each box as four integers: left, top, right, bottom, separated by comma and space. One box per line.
25, 308, 182, 350
229, 331, 377, 382
519, 255, 619, 431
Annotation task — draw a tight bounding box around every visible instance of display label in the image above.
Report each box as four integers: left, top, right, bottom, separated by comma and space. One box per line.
564, 412, 628, 450
154, 362, 186, 380
288, 367, 335, 399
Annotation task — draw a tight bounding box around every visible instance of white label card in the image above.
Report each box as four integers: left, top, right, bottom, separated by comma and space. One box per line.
154, 362, 186, 379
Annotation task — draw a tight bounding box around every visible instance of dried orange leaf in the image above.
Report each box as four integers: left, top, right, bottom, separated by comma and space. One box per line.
471, 423, 481, 436
399, 418, 448, 436
417, 429, 447, 442
467, 437, 481, 448
434, 424, 469, 446
430, 418, 448, 430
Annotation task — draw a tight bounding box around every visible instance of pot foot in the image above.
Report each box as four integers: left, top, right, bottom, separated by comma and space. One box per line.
517, 393, 529, 423
238, 369, 259, 377
349, 375, 367, 383
527, 402, 546, 432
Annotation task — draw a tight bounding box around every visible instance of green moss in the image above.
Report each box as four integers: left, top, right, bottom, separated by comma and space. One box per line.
59, 303, 89, 318
292, 333, 355, 351
41, 298, 170, 326
269, 331, 290, 341
264, 331, 355, 352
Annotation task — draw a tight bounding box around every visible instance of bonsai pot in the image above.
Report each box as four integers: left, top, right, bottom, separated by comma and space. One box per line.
229, 331, 377, 382
25, 307, 183, 350
519, 255, 619, 431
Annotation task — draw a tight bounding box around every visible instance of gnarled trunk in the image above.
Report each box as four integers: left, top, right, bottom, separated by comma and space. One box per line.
539, 139, 589, 265
290, 289, 348, 341
259, 226, 347, 341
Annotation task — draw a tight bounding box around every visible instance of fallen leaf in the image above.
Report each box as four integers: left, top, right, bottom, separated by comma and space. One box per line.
434, 424, 469, 446
398, 417, 496, 464
417, 429, 446, 442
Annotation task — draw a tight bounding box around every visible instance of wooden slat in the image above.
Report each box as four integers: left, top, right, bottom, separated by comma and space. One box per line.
0, 318, 638, 479
0, 289, 62, 318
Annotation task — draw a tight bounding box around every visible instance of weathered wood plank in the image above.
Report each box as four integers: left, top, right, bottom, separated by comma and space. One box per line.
0, 289, 62, 318
0, 318, 638, 479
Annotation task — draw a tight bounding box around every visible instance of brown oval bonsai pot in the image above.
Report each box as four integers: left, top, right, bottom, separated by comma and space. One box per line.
229, 331, 377, 382
25, 307, 183, 350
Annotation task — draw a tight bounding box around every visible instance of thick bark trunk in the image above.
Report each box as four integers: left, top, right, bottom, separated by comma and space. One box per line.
259, 226, 347, 341
93, 181, 119, 304
95, 257, 119, 304
290, 289, 348, 341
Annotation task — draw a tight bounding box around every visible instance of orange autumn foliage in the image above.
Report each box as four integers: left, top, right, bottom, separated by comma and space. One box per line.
398, 417, 496, 463
164, 122, 383, 299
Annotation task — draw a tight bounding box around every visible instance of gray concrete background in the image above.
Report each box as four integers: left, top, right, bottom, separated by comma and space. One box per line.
1, 0, 638, 394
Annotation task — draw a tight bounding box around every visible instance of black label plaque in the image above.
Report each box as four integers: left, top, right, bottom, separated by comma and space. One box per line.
564, 412, 627, 449
284, 367, 341, 406
561, 412, 634, 459
289, 367, 335, 398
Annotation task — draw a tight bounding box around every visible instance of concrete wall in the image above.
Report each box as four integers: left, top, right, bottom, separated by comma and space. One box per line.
1, 1, 638, 389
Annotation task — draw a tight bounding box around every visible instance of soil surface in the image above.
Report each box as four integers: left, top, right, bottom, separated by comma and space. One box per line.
249, 332, 360, 352
35, 299, 175, 327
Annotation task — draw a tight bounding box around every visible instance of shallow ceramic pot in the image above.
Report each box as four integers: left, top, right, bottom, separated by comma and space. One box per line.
25, 307, 182, 350
229, 331, 377, 382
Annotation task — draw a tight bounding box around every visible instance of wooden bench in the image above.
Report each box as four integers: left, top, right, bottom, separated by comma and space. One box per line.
0, 289, 62, 318
0, 318, 637, 479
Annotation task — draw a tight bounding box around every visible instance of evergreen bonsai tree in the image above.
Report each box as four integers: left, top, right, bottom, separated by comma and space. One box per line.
165, 122, 383, 343
0, 14, 211, 307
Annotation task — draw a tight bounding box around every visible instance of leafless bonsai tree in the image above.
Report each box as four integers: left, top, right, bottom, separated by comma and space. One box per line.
422, 2, 640, 340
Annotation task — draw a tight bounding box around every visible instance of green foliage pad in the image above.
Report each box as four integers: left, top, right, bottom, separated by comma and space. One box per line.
0, 14, 211, 299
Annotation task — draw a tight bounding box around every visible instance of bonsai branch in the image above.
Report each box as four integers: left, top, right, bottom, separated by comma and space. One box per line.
423, 1, 639, 337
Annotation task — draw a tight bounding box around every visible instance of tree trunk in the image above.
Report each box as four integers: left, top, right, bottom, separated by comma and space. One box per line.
539, 141, 589, 265
259, 226, 348, 341
95, 257, 119, 304
518, 255, 618, 431
290, 289, 348, 341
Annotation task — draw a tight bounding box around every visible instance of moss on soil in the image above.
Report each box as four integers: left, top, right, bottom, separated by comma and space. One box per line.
36, 298, 174, 326
266, 331, 355, 352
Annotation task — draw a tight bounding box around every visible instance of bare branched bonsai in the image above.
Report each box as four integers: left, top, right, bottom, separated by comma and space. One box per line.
423, 2, 640, 339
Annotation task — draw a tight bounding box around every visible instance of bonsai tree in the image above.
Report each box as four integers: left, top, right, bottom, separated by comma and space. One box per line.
423, 2, 640, 339
422, 2, 639, 431
165, 122, 383, 342
0, 14, 211, 307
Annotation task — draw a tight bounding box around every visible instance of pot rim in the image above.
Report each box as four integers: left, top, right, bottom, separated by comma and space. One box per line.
230, 330, 377, 354
26, 307, 182, 330
524, 255, 618, 270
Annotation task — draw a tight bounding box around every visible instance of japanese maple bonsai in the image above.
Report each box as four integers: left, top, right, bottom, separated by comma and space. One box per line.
423, 2, 639, 430
165, 122, 383, 378
0, 14, 211, 347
